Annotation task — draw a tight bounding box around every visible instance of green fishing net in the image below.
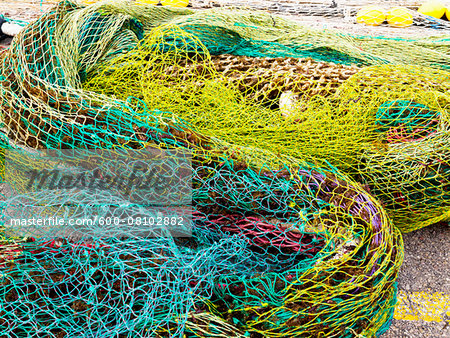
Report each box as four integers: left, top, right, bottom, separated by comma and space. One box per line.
83, 2, 449, 233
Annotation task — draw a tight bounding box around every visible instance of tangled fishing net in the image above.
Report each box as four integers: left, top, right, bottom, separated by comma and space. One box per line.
151, 5, 449, 69
81, 2, 449, 233
0, 1, 404, 337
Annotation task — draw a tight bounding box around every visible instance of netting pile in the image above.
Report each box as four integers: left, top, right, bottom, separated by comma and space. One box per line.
167, 54, 361, 105
151, 6, 449, 69
0, 1, 405, 337
83, 4, 449, 233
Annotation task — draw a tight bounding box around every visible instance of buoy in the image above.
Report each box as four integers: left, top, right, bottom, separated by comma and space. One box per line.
1, 22, 23, 36
0, 17, 23, 38
279, 91, 299, 117
160, 0, 189, 7
356, 6, 386, 26
387, 7, 414, 27
135, 0, 159, 5
418, 1, 446, 19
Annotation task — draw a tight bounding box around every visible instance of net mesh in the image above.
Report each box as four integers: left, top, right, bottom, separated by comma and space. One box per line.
157, 6, 449, 69
0, 0, 424, 336
84, 15, 450, 233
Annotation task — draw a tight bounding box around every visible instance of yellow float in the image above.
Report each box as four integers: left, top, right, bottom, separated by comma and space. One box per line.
418, 1, 446, 19
160, 0, 189, 7
387, 7, 414, 27
356, 6, 386, 26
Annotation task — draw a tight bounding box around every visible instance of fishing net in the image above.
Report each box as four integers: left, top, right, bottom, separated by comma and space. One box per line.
40, 0, 449, 69
151, 6, 449, 69
0, 146, 402, 337
82, 3, 449, 233
0, 1, 403, 337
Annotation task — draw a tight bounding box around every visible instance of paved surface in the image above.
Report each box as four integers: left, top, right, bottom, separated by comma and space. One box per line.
0, 1, 55, 22
383, 222, 450, 338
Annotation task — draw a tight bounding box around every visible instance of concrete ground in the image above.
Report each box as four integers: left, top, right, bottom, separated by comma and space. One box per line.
383, 222, 450, 338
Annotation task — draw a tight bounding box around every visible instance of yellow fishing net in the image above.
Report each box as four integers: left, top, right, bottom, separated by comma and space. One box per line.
85, 24, 450, 233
